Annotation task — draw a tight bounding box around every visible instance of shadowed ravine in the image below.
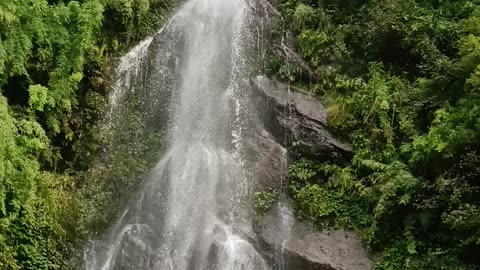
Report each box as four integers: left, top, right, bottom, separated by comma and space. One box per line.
84, 0, 271, 269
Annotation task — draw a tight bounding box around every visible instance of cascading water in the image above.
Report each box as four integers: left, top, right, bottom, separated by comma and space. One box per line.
84, 0, 272, 269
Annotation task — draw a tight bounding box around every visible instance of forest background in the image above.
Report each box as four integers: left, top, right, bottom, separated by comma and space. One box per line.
1, 0, 480, 269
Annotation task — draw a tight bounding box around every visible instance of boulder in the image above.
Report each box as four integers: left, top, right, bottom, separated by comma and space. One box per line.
255, 202, 372, 270
247, 127, 287, 191
250, 76, 352, 161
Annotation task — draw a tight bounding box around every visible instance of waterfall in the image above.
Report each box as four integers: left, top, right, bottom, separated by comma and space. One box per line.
84, 0, 271, 269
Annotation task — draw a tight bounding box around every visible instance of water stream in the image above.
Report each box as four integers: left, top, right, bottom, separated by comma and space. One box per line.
84, 0, 273, 269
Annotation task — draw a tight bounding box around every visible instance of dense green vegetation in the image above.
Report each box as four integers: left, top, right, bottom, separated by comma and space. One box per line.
0, 0, 172, 268
3, 0, 480, 268
274, 0, 480, 269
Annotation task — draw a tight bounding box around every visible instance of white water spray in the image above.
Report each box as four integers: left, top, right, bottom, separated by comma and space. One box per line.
84, 0, 270, 269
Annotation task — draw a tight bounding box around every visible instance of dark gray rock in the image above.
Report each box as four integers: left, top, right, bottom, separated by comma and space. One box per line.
255, 202, 372, 270
250, 76, 352, 161
247, 128, 287, 191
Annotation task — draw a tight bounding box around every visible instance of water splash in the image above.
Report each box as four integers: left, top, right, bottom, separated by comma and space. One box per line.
275, 199, 295, 270
109, 37, 153, 108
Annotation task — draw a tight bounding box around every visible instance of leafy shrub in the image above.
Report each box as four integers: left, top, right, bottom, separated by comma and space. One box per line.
253, 190, 279, 214
280, 0, 480, 268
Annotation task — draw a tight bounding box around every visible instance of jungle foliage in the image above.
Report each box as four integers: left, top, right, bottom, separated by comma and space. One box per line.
277, 0, 480, 269
0, 0, 172, 268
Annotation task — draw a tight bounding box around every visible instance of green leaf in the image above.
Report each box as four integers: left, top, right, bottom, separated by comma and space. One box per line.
28, 85, 48, 111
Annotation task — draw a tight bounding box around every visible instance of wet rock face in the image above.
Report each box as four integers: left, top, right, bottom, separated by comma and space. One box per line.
248, 76, 371, 270
247, 128, 287, 191
250, 76, 353, 161
247, 75, 354, 192
255, 206, 372, 270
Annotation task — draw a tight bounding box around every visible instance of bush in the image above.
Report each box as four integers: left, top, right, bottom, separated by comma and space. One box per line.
281, 0, 480, 268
